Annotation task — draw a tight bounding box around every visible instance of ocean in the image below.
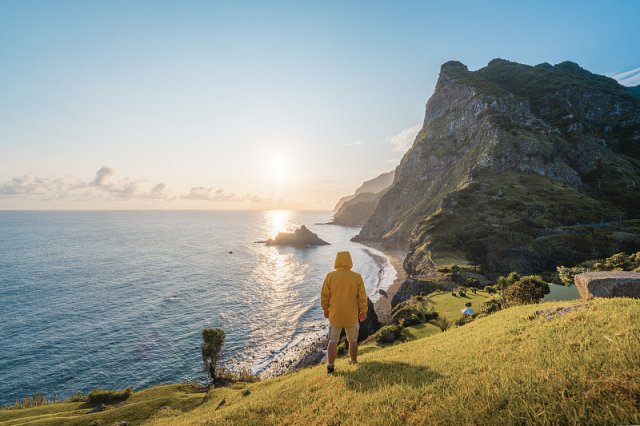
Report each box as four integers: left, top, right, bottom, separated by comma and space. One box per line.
0, 210, 395, 404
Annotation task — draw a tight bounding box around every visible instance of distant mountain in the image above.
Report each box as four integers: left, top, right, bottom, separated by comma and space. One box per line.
629, 84, 640, 99
354, 59, 640, 277
334, 171, 394, 213
331, 171, 394, 226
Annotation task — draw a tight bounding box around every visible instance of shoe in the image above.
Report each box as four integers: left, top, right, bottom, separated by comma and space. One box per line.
327, 365, 335, 374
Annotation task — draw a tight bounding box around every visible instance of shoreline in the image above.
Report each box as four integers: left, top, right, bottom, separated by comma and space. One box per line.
258, 241, 407, 378
361, 242, 407, 324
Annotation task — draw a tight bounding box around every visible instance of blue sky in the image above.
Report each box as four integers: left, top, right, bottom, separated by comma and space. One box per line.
0, 0, 638, 209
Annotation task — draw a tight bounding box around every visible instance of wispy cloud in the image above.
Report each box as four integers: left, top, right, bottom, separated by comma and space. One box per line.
0, 167, 273, 204
0, 167, 171, 200
390, 123, 421, 152
608, 67, 640, 87
181, 187, 262, 202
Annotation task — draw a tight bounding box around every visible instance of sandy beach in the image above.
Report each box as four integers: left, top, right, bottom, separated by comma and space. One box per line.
258, 242, 407, 378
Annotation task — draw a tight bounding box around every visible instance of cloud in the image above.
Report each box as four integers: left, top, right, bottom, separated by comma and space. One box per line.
0, 167, 170, 200
180, 186, 275, 203
0, 167, 278, 204
390, 123, 421, 152
609, 67, 640, 87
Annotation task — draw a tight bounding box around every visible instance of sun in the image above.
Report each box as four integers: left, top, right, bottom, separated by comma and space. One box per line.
269, 155, 290, 184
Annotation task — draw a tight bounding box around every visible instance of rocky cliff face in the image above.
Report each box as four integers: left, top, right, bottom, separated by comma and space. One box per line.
331, 171, 394, 226
355, 59, 640, 277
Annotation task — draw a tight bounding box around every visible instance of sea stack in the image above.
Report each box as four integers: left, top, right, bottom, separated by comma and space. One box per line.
264, 225, 329, 248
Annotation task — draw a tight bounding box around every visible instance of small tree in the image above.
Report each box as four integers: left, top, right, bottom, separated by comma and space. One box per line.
504, 275, 550, 306
435, 316, 452, 332
201, 328, 225, 383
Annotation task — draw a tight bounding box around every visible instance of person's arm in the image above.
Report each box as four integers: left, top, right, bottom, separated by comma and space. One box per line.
357, 274, 367, 321
321, 274, 331, 318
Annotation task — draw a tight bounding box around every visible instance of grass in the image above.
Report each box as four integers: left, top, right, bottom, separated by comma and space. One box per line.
0, 384, 207, 426
397, 290, 494, 339
3, 298, 639, 425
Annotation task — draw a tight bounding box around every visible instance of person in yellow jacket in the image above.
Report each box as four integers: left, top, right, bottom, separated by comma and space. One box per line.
320, 251, 368, 373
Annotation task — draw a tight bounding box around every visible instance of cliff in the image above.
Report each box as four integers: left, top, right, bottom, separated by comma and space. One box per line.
355, 59, 640, 277
331, 171, 394, 226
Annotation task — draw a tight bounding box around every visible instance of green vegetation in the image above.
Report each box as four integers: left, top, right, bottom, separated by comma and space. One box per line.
6, 297, 639, 425
0, 384, 207, 425
409, 171, 640, 277
558, 251, 640, 284
201, 328, 225, 383
371, 324, 404, 345
87, 387, 132, 404
390, 296, 438, 327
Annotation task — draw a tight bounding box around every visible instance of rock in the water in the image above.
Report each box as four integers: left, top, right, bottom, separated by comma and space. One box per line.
574, 272, 640, 300
264, 225, 329, 248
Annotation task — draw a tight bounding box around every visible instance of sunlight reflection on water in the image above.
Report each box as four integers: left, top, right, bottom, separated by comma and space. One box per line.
0, 210, 395, 404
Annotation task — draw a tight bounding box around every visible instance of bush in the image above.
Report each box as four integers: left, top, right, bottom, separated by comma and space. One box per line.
594, 251, 640, 272
87, 387, 132, 404
435, 317, 452, 332
373, 325, 404, 345
4, 394, 50, 410
482, 299, 502, 315
424, 311, 439, 321
557, 265, 592, 285
455, 316, 474, 327
391, 296, 436, 326
465, 302, 472, 307
67, 392, 86, 402
202, 328, 225, 383
484, 285, 498, 294
504, 275, 550, 305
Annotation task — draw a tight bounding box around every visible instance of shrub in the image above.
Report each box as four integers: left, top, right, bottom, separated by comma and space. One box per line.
4, 394, 50, 410
373, 325, 404, 345
391, 296, 435, 326
87, 387, 132, 404
455, 316, 474, 327
68, 392, 86, 402
424, 311, 440, 321
594, 251, 640, 272
202, 328, 225, 383
484, 285, 498, 294
435, 317, 452, 332
482, 299, 502, 315
504, 275, 550, 305
557, 265, 592, 285
465, 302, 472, 307
216, 367, 260, 384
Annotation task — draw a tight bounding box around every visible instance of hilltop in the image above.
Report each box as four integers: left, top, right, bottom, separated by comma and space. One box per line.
354, 59, 640, 277
3, 297, 639, 425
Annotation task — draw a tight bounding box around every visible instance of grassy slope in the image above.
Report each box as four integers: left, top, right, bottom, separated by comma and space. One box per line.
3, 298, 639, 425
0, 384, 207, 426
149, 298, 639, 425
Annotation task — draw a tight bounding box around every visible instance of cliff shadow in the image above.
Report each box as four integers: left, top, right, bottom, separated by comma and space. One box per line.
337, 361, 440, 393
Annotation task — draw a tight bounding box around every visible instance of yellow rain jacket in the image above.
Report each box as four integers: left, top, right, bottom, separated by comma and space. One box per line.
320, 251, 368, 327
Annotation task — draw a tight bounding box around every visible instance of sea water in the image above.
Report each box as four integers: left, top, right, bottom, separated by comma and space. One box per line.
0, 210, 395, 404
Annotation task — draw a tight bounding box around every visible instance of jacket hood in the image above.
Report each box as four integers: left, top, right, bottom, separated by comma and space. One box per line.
334, 251, 353, 269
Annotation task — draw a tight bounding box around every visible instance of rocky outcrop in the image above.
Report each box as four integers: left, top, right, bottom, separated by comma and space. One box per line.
574, 271, 640, 300
331, 190, 387, 226
355, 58, 640, 277
334, 171, 394, 213
332, 171, 394, 226
358, 298, 381, 342
262, 226, 329, 248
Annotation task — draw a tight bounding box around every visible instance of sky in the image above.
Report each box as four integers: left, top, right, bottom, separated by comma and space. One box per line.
1, 0, 638, 210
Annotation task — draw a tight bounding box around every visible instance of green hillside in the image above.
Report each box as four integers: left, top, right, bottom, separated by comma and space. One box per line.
3, 297, 639, 425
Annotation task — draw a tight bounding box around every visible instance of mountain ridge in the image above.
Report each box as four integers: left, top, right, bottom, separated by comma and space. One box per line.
354, 58, 640, 277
